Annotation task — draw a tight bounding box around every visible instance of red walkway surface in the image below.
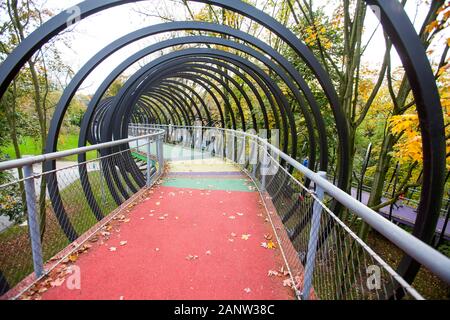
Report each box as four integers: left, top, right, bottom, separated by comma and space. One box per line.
32, 180, 293, 300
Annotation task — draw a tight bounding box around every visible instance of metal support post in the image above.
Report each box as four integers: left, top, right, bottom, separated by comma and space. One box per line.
146, 136, 152, 186
261, 145, 268, 192
157, 136, 164, 176
23, 162, 44, 278
302, 171, 327, 300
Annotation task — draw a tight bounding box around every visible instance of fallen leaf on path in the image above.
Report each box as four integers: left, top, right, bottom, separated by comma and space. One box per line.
228, 238, 234, 242
156, 202, 161, 206
244, 288, 251, 293
283, 279, 293, 288
236, 212, 244, 216
68, 254, 78, 262
267, 241, 277, 249
228, 216, 236, 220
261, 242, 268, 248
264, 234, 273, 240
231, 233, 237, 237
120, 241, 127, 246
268, 270, 279, 277
109, 247, 117, 252
205, 250, 212, 255
241, 234, 251, 240
124, 219, 131, 223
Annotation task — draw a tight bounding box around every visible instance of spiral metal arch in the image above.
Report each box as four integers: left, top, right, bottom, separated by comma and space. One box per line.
0, 0, 445, 289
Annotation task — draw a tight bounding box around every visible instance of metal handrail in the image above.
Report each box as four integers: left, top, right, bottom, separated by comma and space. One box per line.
0, 129, 165, 171
140, 124, 450, 284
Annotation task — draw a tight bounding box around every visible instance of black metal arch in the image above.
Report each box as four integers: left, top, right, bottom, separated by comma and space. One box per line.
0, 0, 445, 289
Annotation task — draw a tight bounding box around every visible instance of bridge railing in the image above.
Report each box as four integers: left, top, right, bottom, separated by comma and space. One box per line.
0, 129, 165, 299
137, 123, 450, 300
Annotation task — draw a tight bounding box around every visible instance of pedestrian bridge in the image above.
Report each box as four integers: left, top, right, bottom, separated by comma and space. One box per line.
0, 0, 449, 300
0, 125, 449, 300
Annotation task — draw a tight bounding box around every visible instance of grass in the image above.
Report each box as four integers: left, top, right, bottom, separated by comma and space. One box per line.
367, 231, 450, 300
1, 133, 97, 162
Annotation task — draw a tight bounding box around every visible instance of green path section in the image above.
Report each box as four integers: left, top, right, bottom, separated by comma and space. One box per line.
162, 177, 253, 192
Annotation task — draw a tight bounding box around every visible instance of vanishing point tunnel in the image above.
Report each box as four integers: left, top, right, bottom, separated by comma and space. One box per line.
0, 0, 448, 300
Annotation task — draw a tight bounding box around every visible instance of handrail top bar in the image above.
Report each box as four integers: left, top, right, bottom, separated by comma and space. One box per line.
141, 124, 450, 284
0, 129, 165, 172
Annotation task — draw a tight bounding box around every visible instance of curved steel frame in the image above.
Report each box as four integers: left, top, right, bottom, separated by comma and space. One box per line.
0, 0, 445, 288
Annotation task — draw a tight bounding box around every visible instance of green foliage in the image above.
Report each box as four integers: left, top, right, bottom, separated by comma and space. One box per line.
0, 156, 24, 223
437, 242, 450, 258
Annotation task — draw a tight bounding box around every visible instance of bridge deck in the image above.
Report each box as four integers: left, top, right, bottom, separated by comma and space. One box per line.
35, 158, 293, 300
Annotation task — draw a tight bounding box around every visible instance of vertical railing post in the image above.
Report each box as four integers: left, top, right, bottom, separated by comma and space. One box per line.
146, 136, 152, 187
261, 144, 268, 192
157, 134, 164, 176
23, 161, 44, 278
250, 137, 257, 179
99, 151, 106, 205
302, 171, 327, 300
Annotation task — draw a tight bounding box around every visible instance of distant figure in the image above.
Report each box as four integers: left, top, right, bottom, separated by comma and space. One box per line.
393, 193, 405, 210
303, 158, 309, 167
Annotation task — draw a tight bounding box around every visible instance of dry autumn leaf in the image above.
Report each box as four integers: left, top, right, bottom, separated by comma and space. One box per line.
120, 241, 127, 246
109, 247, 117, 252
267, 241, 277, 249
268, 270, 279, 277
241, 234, 251, 240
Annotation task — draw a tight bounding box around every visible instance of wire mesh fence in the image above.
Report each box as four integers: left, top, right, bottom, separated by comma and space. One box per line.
0, 131, 164, 298
250, 145, 421, 299
143, 124, 438, 300
4, 123, 447, 300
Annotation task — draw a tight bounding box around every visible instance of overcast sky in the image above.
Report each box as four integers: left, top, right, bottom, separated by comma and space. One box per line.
38, 0, 445, 95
